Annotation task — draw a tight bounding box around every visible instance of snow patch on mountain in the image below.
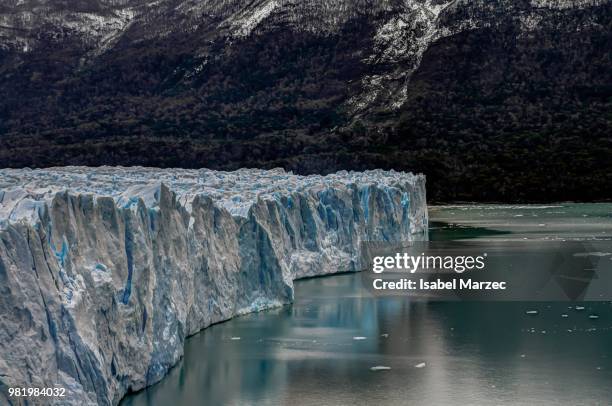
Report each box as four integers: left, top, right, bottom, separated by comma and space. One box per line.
531, 0, 610, 9
228, 0, 280, 37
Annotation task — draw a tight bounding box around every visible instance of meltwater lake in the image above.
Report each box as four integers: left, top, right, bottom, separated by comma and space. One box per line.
122, 204, 612, 405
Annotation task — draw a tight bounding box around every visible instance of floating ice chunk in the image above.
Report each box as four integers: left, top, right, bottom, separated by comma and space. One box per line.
414, 362, 426, 368
525, 310, 538, 315
575, 306, 585, 311
380, 333, 389, 338
353, 336, 367, 340
589, 315, 599, 319
230, 337, 241, 340
370, 366, 391, 371
574, 252, 612, 257
561, 314, 568, 318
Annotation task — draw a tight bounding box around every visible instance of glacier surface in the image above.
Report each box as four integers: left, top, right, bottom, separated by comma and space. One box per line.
0, 167, 427, 405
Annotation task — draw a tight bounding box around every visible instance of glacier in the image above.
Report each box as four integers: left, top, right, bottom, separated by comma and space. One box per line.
0, 167, 427, 405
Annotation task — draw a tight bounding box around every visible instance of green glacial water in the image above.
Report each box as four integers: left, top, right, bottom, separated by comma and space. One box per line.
122, 204, 612, 406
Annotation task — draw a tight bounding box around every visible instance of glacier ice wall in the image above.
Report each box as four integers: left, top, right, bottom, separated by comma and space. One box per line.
0, 167, 427, 405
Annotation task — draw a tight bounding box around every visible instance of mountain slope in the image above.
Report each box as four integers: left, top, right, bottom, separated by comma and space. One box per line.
0, 0, 611, 202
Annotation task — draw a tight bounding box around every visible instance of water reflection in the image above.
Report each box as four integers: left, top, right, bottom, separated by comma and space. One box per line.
123, 204, 612, 405
123, 276, 612, 405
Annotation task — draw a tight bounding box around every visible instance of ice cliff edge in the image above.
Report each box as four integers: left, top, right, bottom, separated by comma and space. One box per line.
0, 167, 427, 405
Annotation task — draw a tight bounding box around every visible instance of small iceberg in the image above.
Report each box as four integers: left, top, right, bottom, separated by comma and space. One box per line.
353, 336, 367, 340
380, 333, 389, 338
575, 306, 585, 311
230, 337, 241, 340
589, 315, 599, 319
561, 314, 569, 318
370, 366, 391, 371
415, 362, 427, 368
574, 252, 612, 257
525, 310, 539, 315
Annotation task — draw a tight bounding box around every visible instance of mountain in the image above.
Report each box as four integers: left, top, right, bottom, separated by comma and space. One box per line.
0, 0, 611, 202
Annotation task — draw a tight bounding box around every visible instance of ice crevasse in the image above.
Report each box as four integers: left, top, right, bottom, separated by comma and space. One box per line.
0, 167, 428, 405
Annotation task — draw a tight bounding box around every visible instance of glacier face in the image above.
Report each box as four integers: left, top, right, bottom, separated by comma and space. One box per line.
0, 167, 427, 405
